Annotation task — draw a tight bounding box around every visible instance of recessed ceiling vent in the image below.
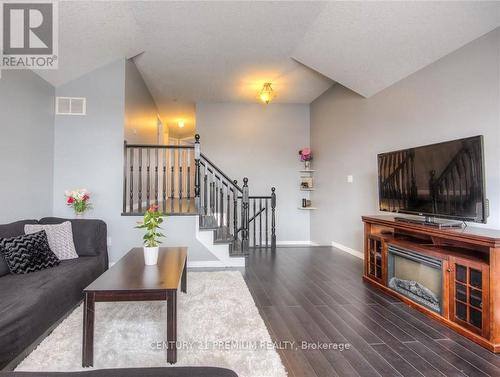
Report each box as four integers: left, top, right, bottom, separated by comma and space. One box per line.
56, 97, 86, 115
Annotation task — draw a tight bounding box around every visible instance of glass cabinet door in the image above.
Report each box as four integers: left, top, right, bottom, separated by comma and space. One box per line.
450, 258, 489, 337
367, 237, 384, 282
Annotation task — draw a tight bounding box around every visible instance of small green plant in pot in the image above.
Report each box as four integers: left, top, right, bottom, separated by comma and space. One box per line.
135, 205, 165, 265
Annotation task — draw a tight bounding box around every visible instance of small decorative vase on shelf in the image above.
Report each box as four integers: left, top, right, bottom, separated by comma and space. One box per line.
75, 212, 84, 219
143, 246, 159, 266
299, 148, 313, 170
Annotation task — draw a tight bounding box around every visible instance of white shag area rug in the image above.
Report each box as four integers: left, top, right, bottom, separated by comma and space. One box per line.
16, 271, 287, 377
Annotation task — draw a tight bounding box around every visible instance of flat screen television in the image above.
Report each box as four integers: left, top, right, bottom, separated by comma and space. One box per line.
378, 136, 487, 223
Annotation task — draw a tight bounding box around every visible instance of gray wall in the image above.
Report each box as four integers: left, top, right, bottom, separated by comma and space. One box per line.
52, 59, 216, 263
196, 102, 311, 242
0, 70, 55, 223
124, 59, 160, 144
310, 28, 500, 252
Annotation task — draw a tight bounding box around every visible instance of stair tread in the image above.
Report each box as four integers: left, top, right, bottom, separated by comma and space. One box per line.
213, 226, 234, 244
229, 238, 248, 257
199, 215, 219, 229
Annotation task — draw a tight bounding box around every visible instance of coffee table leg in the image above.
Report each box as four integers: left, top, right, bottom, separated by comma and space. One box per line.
167, 290, 177, 364
181, 259, 187, 293
82, 292, 95, 367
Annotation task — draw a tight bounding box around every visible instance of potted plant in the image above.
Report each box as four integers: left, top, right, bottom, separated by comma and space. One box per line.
135, 205, 165, 265
65, 189, 93, 217
299, 148, 313, 170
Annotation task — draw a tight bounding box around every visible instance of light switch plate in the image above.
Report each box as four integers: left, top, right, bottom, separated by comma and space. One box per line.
347, 175, 353, 183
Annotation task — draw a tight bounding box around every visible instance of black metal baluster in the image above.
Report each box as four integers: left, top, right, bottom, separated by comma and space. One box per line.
271, 187, 276, 249
146, 148, 151, 209
204, 167, 208, 215
138, 148, 143, 213
210, 179, 215, 215
215, 179, 219, 221
123, 141, 128, 213
187, 165, 191, 199
219, 186, 223, 228
242, 178, 249, 252
129, 147, 134, 213
162, 148, 167, 213
253, 199, 256, 247
155, 148, 159, 206
259, 198, 263, 247
265, 198, 269, 247
233, 182, 238, 239
179, 150, 183, 200
170, 149, 174, 212
227, 190, 230, 229
194, 135, 201, 213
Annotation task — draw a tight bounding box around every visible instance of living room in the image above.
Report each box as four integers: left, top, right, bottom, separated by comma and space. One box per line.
1, 1, 500, 377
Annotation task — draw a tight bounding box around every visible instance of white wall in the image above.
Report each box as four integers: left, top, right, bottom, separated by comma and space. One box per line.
52, 60, 216, 263
196, 103, 311, 243
124, 59, 160, 144
0, 70, 55, 223
310, 28, 500, 252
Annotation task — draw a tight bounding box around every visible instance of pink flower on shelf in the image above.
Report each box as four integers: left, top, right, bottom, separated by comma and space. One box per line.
67, 197, 75, 204
298, 148, 312, 162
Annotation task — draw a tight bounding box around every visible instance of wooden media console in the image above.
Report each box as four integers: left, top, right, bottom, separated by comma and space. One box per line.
362, 215, 500, 352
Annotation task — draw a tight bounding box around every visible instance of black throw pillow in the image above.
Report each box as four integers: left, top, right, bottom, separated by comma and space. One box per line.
0, 230, 60, 274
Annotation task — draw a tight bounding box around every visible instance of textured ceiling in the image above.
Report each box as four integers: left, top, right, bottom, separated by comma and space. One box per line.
35, 1, 500, 126
293, 1, 500, 98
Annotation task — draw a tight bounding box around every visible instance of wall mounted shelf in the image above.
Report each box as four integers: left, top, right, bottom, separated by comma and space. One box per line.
298, 207, 317, 210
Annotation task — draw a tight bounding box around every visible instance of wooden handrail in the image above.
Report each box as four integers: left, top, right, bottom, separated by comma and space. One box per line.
125, 144, 194, 150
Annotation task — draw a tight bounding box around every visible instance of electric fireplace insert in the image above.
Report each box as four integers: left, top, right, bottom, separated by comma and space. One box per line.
388, 244, 443, 314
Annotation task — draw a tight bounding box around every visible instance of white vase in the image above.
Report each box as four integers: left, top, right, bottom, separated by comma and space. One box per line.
143, 246, 159, 265
75, 212, 84, 219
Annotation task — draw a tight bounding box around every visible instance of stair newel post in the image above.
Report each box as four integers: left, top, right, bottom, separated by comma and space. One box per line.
242, 177, 250, 252
194, 134, 201, 213
233, 181, 238, 239
271, 187, 276, 249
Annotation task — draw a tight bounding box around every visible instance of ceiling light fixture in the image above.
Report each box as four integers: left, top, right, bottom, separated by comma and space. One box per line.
178, 120, 185, 128
259, 83, 274, 104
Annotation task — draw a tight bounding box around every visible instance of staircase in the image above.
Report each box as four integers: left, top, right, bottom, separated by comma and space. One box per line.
122, 135, 276, 265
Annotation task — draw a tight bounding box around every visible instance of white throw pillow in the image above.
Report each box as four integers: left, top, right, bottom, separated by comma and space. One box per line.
25, 222, 79, 260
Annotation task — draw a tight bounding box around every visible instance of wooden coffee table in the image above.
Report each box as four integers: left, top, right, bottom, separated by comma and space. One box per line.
82, 247, 187, 367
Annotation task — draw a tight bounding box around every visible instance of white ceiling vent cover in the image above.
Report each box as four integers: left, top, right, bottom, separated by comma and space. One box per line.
56, 97, 86, 115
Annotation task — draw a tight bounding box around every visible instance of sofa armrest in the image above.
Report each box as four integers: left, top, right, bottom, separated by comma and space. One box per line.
38, 217, 109, 271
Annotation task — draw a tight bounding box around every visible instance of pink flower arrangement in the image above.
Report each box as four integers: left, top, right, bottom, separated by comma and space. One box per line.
298, 148, 312, 162
65, 189, 93, 215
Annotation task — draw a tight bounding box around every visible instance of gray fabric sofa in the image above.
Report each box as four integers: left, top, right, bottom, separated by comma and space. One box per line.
0, 367, 238, 377
0, 218, 108, 370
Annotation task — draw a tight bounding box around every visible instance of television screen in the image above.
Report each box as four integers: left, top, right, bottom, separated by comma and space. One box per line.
378, 136, 487, 223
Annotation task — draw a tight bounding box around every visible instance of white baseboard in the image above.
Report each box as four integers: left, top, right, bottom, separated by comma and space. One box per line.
331, 241, 364, 259
276, 240, 319, 246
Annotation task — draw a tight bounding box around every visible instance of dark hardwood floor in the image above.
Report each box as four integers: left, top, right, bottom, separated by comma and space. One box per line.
243, 246, 500, 377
